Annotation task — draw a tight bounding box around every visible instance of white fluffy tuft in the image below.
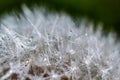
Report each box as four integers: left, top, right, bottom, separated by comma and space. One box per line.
0, 6, 120, 80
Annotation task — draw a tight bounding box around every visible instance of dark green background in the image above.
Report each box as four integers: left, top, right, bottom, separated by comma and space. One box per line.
0, 0, 120, 38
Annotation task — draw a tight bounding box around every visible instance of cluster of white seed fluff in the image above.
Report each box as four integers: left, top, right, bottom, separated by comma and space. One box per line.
0, 6, 120, 80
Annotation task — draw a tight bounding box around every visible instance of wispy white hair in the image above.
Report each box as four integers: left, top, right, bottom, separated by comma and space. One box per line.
0, 6, 120, 80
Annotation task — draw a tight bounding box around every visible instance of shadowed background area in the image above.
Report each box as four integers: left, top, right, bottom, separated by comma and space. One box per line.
0, 0, 120, 38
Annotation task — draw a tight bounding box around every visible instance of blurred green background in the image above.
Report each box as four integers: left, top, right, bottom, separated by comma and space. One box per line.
0, 0, 120, 37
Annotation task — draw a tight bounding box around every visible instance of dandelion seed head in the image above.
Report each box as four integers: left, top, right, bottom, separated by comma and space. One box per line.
0, 5, 120, 80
